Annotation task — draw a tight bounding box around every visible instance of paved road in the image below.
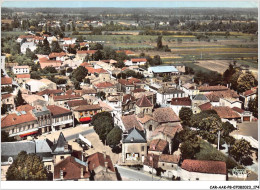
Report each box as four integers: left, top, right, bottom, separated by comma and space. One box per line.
231, 122, 258, 140
66, 128, 95, 141
115, 165, 168, 181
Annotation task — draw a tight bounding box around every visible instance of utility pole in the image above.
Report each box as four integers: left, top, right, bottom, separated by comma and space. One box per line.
151, 154, 154, 181
217, 130, 220, 150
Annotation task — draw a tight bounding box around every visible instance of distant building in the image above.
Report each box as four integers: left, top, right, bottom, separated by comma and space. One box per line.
124, 58, 147, 66
20, 42, 37, 54
13, 65, 30, 74
148, 66, 179, 77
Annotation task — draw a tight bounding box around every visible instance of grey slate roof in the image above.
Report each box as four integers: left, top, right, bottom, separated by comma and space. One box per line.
52, 132, 71, 153
123, 128, 146, 143
32, 106, 51, 117
193, 94, 208, 101
1, 141, 36, 162
35, 139, 53, 153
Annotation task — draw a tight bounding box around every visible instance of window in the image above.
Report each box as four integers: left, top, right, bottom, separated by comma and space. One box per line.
141, 146, 145, 151
162, 163, 164, 166
172, 165, 174, 167
47, 165, 51, 170
196, 178, 199, 181
60, 156, 64, 160
7, 98, 9, 102
149, 125, 152, 131
32, 124, 34, 128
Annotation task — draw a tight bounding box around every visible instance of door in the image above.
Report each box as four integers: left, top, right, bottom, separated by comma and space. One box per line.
243, 116, 250, 122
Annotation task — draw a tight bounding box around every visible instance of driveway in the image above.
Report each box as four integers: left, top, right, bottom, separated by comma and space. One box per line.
231, 121, 258, 140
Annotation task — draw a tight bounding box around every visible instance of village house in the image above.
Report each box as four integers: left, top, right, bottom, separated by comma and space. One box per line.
212, 106, 241, 127
121, 94, 136, 115
87, 152, 117, 181
39, 60, 62, 70
31, 106, 52, 135
20, 42, 37, 54
15, 74, 31, 85
47, 105, 74, 131
180, 159, 227, 181
61, 37, 76, 45
198, 102, 213, 112
157, 87, 185, 105
124, 58, 147, 66
76, 50, 97, 61
85, 67, 111, 83
205, 89, 239, 107
50, 94, 83, 107
54, 156, 90, 181
122, 128, 147, 165
192, 94, 210, 114
12, 65, 30, 74
239, 87, 257, 109
1, 93, 15, 112
25, 79, 57, 93
148, 139, 169, 155
36, 89, 64, 102
1, 77, 12, 87
93, 81, 117, 96
180, 83, 199, 98
67, 99, 89, 110
170, 97, 192, 116
219, 97, 242, 108
132, 91, 156, 105
143, 153, 160, 175
198, 85, 229, 94
22, 94, 47, 107
232, 107, 253, 122
1, 111, 39, 140
158, 153, 181, 179
49, 52, 67, 62
72, 104, 102, 123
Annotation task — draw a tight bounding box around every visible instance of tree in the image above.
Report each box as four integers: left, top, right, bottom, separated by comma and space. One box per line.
25, 48, 37, 60
92, 112, 114, 143
6, 151, 48, 180
30, 71, 42, 79
157, 35, 163, 49
198, 116, 222, 134
71, 66, 88, 82
248, 96, 258, 118
66, 67, 73, 73
93, 49, 104, 61
14, 90, 25, 107
42, 66, 58, 74
51, 41, 62, 53
237, 73, 258, 93
1, 131, 15, 142
222, 122, 236, 137
106, 126, 122, 147
42, 38, 51, 55
229, 139, 252, 163
179, 107, 193, 126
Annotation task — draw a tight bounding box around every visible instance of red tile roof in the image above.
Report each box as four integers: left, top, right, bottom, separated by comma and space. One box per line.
136, 95, 153, 107
13, 65, 30, 69
181, 159, 226, 175
118, 79, 133, 86
116, 50, 135, 55
159, 154, 180, 164
80, 62, 92, 67
121, 114, 143, 131
2, 93, 12, 100
232, 107, 245, 114
131, 88, 146, 93
36, 89, 63, 96
131, 58, 147, 62
128, 77, 142, 84
39, 60, 62, 69
87, 152, 115, 172
54, 156, 90, 180
63, 37, 72, 41
16, 74, 31, 79
122, 94, 135, 104
47, 105, 72, 116
16, 104, 35, 112
73, 104, 101, 112
152, 123, 183, 139
94, 82, 114, 88
149, 139, 168, 152
198, 85, 228, 92
171, 97, 191, 106
243, 89, 257, 96
153, 107, 180, 123
77, 50, 97, 54
85, 67, 108, 74
205, 89, 239, 102
198, 102, 212, 111
53, 94, 81, 101
1, 112, 37, 128
39, 57, 49, 62
67, 100, 88, 108
1, 77, 12, 85
212, 106, 241, 119
49, 52, 66, 58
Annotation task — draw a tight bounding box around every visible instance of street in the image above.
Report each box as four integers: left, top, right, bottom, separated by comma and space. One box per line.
66, 128, 95, 141
115, 165, 169, 181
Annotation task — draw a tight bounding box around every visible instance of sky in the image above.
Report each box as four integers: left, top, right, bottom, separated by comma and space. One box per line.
2, 1, 258, 8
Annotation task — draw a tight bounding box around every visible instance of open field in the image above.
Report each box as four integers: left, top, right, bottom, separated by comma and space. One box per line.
195, 60, 233, 74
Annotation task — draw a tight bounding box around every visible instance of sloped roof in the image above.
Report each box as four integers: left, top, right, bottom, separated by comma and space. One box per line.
52, 132, 70, 153
123, 128, 146, 143
232, 107, 245, 114
2, 93, 12, 100
212, 106, 241, 119
37, 89, 63, 96
136, 95, 153, 107
54, 156, 90, 180
53, 94, 81, 101
152, 123, 183, 139
16, 74, 31, 79
87, 152, 115, 172
122, 94, 135, 104
35, 139, 53, 153
47, 105, 72, 116
159, 154, 180, 164
1, 77, 12, 85
243, 89, 257, 97
73, 104, 101, 112
181, 159, 226, 175
121, 114, 143, 131
149, 139, 168, 152
198, 85, 228, 92
153, 107, 180, 123
143, 154, 160, 168
16, 104, 35, 112
1, 112, 37, 128
94, 82, 115, 88
198, 102, 212, 111
171, 97, 191, 106
149, 66, 178, 73
205, 89, 239, 102
77, 50, 97, 54
67, 99, 88, 108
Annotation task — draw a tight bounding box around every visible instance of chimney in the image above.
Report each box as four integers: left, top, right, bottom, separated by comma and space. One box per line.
104, 161, 108, 171
60, 169, 64, 180
103, 151, 106, 160
80, 167, 84, 178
